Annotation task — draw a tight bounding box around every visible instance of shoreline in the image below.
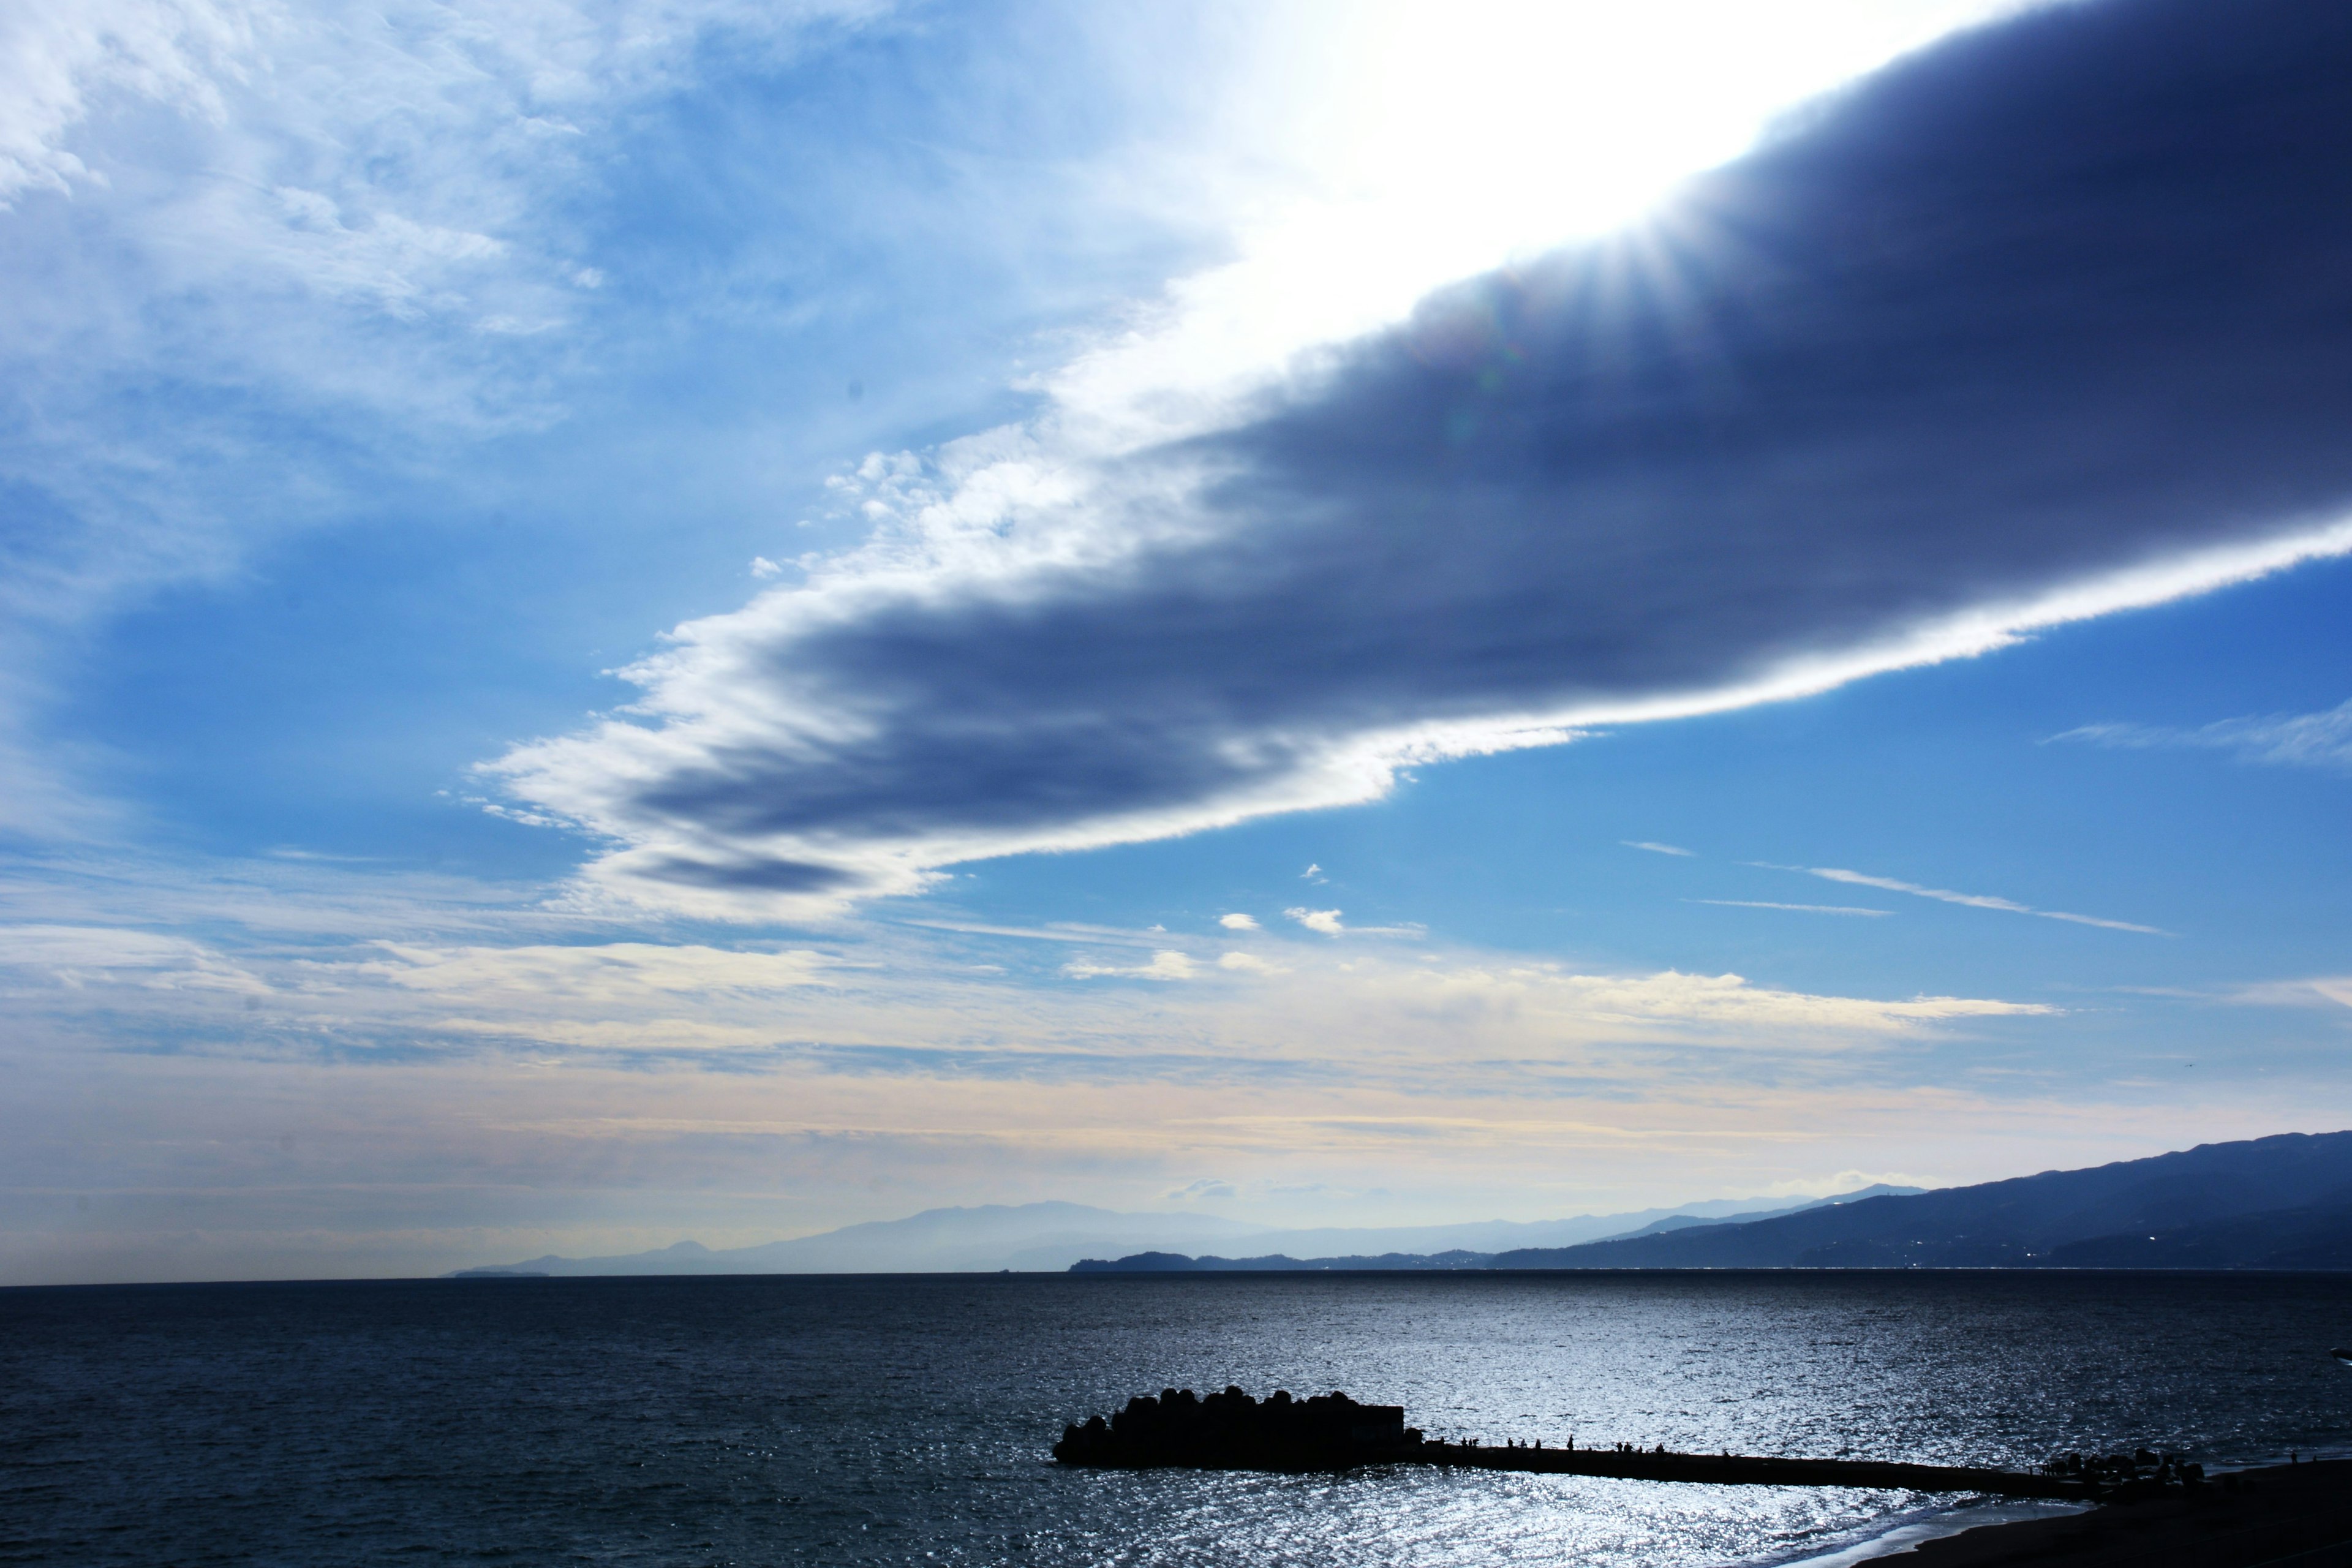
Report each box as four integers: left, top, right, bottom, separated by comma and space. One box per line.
1853, 1458, 2352, 1566
1783, 1499, 2093, 1568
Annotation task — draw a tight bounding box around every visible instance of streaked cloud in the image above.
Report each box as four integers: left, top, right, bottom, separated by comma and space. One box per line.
363, 942, 840, 1000
490, 0, 2352, 915
1626, 841, 1697, 858
2230, 976, 2352, 1011
2054, 698, 2352, 775
1765, 865, 2166, 936
1691, 900, 1891, 918
4, 905, 2055, 1077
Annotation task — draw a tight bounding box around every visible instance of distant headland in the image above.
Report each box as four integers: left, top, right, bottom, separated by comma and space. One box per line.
1071, 1131, 2352, 1272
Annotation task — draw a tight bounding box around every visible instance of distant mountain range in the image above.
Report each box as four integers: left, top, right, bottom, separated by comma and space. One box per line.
1478, 1131, 2352, 1270
1073, 1133, 2352, 1272
1068, 1189, 1917, 1272
451, 1132, 2352, 1278
445, 1188, 1915, 1277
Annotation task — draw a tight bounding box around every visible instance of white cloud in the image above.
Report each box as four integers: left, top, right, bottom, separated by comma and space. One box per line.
0, 0, 886, 639
1749, 1169, 1937, 1199
1218, 950, 1287, 974
0, 0, 253, 205
751, 557, 784, 579
0, 922, 270, 993
361, 941, 838, 1000
2054, 698, 2352, 775
1390, 963, 2054, 1038
1763, 865, 2166, 935
1218, 912, 1260, 930
1282, 907, 1424, 940
1064, 949, 1197, 981
1167, 1177, 1235, 1200
1626, 841, 1695, 857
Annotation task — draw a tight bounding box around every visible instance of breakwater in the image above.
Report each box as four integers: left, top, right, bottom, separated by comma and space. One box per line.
1055, 1387, 2190, 1501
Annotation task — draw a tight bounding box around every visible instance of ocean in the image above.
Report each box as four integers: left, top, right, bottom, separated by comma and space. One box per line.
4, 1271, 2349, 1566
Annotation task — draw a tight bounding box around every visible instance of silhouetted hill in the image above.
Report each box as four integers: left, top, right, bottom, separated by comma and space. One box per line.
1491, 1132, 2352, 1269
1066, 1188, 1918, 1273
2045, 1200, 2352, 1270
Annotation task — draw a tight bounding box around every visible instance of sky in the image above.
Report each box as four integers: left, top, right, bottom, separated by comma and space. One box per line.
4, 0, 2351, 1284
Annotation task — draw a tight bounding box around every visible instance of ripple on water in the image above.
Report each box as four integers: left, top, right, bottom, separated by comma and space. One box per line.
2, 1272, 2349, 1566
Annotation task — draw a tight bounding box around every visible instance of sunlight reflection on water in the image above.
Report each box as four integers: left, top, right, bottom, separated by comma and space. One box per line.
4, 1272, 2350, 1566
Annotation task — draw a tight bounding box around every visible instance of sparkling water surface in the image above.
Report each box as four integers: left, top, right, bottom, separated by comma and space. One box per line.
4, 1272, 2351, 1566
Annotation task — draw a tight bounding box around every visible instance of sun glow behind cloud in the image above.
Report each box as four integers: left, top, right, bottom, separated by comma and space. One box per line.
1046, 0, 2042, 447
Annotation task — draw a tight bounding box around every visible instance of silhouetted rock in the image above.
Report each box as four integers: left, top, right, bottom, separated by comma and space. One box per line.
1054, 1387, 1415, 1469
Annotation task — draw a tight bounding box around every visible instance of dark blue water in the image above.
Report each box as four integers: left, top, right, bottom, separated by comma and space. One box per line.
5, 1272, 2351, 1566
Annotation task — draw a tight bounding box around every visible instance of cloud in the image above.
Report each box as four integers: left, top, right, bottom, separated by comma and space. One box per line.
2054, 698, 2352, 775
1167, 1177, 1235, 1200
1750, 1169, 1938, 1200
489, 0, 2352, 915
0, 923, 270, 993
1064, 949, 1198, 981
2231, 977, 2352, 1011
1626, 842, 1696, 858
362, 942, 839, 1000
0, 0, 889, 598
1691, 900, 1890, 917
1219, 912, 1261, 930
1768, 865, 2166, 936
1218, 950, 1287, 975
1281, 907, 1425, 940
1317, 961, 2055, 1041
0, 1, 252, 206
0, 0, 888, 830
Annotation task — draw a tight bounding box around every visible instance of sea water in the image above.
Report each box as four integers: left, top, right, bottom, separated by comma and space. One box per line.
4, 1271, 2350, 1566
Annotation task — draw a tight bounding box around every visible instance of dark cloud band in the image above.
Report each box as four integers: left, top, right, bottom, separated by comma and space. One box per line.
497, 0, 2352, 909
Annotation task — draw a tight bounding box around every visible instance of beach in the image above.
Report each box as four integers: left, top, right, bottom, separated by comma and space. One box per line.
1893, 1460, 2352, 1566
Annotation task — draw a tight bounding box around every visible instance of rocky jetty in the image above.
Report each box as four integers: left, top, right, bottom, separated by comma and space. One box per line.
2038, 1448, 2207, 1499
1054, 1387, 2128, 1500
1054, 1387, 1415, 1470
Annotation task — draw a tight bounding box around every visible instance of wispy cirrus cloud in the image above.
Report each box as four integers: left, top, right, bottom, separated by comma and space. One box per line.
1691, 900, 1891, 918
490, 0, 2352, 916
2229, 976, 2352, 1011
0, 0, 890, 839
1626, 842, 1696, 858
2054, 698, 2352, 775
1760, 865, 2166, 936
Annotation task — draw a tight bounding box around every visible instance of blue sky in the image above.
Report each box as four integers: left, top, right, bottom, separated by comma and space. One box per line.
4, 0, 2351, 1283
